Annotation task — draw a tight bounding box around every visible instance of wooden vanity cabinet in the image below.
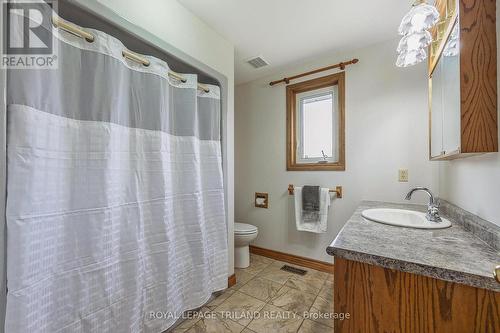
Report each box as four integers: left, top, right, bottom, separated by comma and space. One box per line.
334, 258, 500, 333
429, 0, 497, 160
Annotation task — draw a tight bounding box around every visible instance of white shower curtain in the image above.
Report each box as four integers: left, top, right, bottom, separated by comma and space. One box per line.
5, 13, 227, 333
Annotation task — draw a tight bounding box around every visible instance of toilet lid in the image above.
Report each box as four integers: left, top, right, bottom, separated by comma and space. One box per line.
235, 223, 258, 234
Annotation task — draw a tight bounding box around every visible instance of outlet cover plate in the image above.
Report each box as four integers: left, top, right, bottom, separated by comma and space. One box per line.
399, 169, 409, 182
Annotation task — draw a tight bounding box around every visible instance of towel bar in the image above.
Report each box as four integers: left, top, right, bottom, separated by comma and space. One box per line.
287, 184, 342, 198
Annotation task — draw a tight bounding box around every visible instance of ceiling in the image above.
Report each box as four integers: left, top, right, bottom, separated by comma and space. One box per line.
178, 0, 414, 84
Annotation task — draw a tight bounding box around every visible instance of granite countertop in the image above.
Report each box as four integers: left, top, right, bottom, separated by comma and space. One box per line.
327, 201, 500, 292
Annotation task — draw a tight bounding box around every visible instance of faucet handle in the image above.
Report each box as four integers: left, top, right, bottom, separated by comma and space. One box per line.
429, 205, 439, 214
426, 204, 442, 222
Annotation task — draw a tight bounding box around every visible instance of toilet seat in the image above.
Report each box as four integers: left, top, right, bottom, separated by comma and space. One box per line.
235, 222, 258, 235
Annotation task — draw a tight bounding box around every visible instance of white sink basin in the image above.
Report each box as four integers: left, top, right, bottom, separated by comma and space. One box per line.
362, 208, 451, 229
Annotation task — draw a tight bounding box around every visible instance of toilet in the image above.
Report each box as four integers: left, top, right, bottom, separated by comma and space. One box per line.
234, 223, 258, 268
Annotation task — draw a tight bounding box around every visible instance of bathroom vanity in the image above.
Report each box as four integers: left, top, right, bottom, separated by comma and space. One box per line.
327, 201, 500, 333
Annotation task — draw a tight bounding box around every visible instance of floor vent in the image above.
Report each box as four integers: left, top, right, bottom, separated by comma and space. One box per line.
280, 265, 307, 276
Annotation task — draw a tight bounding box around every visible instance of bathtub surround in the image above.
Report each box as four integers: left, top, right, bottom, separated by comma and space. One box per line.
235, 38, 438, 262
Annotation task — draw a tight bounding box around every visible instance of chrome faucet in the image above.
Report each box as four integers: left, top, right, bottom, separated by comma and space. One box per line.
405, 187, 442, 223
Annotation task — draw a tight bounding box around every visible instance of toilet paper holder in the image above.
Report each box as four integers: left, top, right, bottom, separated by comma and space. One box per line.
255, 192, 269, 208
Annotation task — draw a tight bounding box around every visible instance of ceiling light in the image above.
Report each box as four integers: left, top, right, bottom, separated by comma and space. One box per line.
398, 2, 440, 36
396, 1, 438, 68
396, 49, 427, 67
397, 31, 432, 53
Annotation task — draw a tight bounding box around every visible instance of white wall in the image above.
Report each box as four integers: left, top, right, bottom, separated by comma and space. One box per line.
95, 0, 236, 273
235, 39, 439, 262
438, 7, 500, 227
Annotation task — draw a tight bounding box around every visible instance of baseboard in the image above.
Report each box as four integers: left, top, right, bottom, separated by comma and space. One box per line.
227, 274, 236, 288
249, 245, 334, 273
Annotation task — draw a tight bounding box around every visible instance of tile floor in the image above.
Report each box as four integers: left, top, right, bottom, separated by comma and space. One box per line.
170, 254, 334, 333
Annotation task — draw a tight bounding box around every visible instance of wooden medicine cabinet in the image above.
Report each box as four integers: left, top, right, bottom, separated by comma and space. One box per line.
429, 0, 497, 160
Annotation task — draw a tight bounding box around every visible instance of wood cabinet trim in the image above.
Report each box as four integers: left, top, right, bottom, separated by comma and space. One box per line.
429, 13, 459, 76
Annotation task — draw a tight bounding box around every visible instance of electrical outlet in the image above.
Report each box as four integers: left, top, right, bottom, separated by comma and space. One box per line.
398, 169, 409, 182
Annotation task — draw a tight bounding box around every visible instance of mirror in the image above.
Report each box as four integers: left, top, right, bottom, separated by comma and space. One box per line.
430, 20, 460, 159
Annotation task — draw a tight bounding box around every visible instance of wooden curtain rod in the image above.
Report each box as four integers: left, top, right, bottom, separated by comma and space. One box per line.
269, 58, 359, 86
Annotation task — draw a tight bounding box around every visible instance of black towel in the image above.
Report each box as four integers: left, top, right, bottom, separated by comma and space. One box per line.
302, 185, 320, 212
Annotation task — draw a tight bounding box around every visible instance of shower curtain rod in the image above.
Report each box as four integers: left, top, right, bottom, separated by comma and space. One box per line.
52, 15, 211, 93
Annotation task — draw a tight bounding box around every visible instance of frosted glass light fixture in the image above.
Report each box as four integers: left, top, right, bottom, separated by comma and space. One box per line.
396, 49, 427, 67
396, 1, 439, 68
398, 2, 440, 35
397, 31, 432, 53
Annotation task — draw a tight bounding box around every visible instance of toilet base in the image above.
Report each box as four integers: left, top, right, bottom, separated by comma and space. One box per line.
234, 245, 250, 268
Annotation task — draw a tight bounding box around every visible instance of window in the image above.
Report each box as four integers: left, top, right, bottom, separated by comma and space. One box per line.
286, 72, 345, 171
296, 87, 336, 163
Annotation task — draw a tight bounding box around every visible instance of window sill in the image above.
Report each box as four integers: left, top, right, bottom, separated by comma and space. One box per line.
287, 162, 345, 171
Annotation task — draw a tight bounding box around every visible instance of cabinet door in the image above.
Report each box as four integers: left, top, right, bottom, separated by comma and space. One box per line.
430, 21, 461, 158
430, 61, 444, 158
441, 26, 461, 154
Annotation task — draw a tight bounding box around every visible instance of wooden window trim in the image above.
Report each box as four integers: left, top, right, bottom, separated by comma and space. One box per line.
286, 72, 345, 171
